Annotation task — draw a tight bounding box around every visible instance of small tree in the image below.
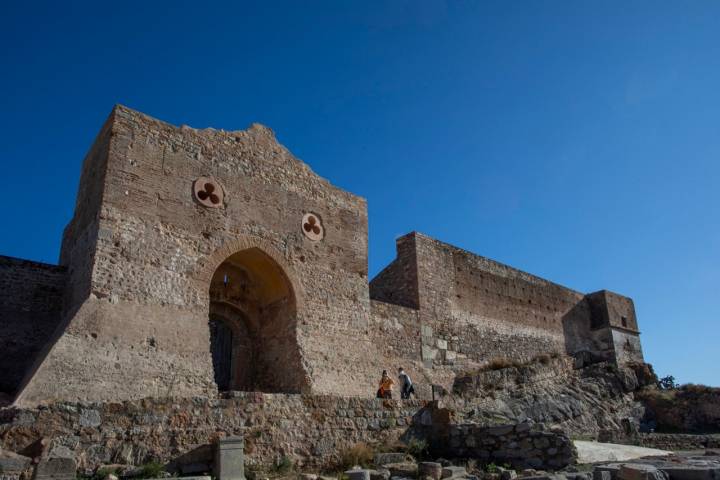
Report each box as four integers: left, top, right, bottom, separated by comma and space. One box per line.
658, 375, 677, 390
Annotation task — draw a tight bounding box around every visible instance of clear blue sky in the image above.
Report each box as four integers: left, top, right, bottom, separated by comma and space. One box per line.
2, 1, 718, 386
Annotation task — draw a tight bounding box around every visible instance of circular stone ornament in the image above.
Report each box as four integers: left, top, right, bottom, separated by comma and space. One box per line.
193, 177, 224, 208
301, 213, 324, 241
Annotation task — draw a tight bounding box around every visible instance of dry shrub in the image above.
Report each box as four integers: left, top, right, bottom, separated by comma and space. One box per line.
486, 357, 523, 370
376, 439, 407, 453
536, 351, 561, 364
681, 383, 719, 396
536, 354, 552, 365
457, 351, 564, 381
338, 442, 374, 469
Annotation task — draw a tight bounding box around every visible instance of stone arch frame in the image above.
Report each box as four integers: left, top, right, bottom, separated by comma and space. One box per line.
196, 235, 310, 393
196, 235, 304, 308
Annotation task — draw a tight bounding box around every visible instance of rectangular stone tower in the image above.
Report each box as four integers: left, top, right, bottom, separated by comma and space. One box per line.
14, 105, 377, 406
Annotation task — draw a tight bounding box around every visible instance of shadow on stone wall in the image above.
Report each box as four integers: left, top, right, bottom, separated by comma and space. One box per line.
561, 299, 608, 368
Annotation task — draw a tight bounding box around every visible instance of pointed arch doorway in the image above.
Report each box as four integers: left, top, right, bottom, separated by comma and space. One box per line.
208, 247, 306, 393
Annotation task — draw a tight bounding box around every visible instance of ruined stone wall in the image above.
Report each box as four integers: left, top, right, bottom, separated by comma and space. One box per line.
0, 394, 425, 472
638, 433, 720, 451
435, 423, 575, 470
0, 257, 67, 395
15, 106, 378, 406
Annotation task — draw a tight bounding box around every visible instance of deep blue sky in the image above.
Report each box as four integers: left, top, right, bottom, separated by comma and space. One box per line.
2, 1, 718, 386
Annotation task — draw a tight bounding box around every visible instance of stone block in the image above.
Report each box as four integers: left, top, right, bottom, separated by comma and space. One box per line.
436, 339, 447, 350
386, 462, 418, 478
32, 457, 77, 480
370, 469, 391, 480
79, 409, 102, 427
422, 346, 438, 361
499, 467, 518, 480
0, 449, 32, 473
593, 471, 613, 480
375, 453, 410, 466
215, 436, 244, 480
487, 425, 515, 436
565, 474, 592, 480
660, 466, 720, 480
346, 469, 371, 480
442, 466, 467, 479
533, 437, 550, 449
618, 464, 668, 480
515, 421, 533, 433
418, 462, 443, 480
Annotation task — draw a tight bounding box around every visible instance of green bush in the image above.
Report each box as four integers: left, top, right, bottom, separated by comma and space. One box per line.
405, 437, 428, 460
137, 461, 165, 479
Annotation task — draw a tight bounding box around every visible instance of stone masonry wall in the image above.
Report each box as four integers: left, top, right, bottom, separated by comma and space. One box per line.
638, 433, 720, 451
0, 394, 425, 472
368, 300, 442, 399
368, 233, 643, 374
0, 256, 67, 396
369, 300, 421, 364
410, 233, 595, 369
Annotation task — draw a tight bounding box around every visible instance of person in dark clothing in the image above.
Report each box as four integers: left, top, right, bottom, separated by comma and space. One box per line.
398, 367, 415, 399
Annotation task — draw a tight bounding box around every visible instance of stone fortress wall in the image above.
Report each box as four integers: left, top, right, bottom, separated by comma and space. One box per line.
369, 232, 644, 391
0, 257, 66, 396
0, 105, 644, 406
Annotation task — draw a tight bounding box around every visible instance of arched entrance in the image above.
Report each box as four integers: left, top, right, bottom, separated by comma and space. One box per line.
208, 247, 305, 393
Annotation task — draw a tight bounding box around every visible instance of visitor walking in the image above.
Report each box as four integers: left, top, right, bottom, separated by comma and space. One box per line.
376, 370, 394, 399
398, 367, 415, 399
